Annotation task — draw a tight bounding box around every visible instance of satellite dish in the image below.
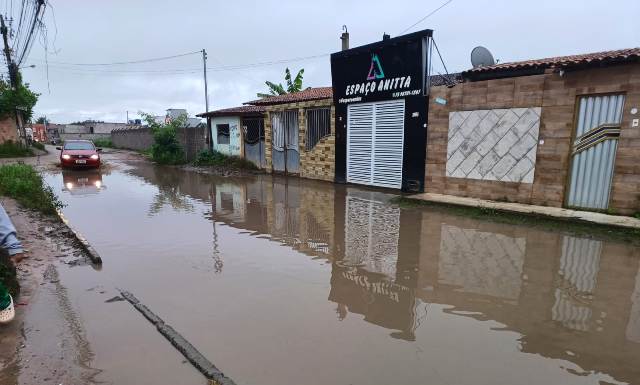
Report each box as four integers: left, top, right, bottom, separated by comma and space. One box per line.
471, 46, 496, 68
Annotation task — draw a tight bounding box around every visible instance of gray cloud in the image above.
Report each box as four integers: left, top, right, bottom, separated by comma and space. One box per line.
18, 0, 640, 123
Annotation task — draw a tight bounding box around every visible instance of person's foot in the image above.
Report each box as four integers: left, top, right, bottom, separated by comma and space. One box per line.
10, 252, 26, 264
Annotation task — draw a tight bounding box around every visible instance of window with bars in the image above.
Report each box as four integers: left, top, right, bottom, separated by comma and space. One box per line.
216, 124, 230, 144
305, 108, 331, 150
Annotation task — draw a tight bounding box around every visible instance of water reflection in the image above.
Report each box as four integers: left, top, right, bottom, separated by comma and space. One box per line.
126, 163, 640, 384
61, 169, 106, 196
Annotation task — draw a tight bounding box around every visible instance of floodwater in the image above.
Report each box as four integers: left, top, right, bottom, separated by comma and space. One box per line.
43, 153, 640, 385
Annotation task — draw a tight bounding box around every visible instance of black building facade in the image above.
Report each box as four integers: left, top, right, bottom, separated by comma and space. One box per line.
331, 29, 433, 192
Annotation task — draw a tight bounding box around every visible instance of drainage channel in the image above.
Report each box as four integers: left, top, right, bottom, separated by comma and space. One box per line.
119, 290, 237, 385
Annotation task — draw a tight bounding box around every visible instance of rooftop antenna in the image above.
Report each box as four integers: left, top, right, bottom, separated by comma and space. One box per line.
470, 46, 496, 68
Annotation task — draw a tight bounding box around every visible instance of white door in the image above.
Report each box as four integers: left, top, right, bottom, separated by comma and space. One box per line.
347, 100, 405, 189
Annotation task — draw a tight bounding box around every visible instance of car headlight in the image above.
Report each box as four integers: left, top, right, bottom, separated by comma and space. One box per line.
65, 182, 73, 190
94, 181, 102, 188
90, 154, 99, 160
61, 154, 71, 160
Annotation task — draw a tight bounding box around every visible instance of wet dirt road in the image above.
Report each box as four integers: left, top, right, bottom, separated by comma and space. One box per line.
41, 150, 640, 385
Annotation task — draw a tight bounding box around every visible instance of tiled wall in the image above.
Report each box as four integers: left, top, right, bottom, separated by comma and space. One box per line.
264, 99, 336, 182
427, 63, 640, 214
446, 107, 541, 183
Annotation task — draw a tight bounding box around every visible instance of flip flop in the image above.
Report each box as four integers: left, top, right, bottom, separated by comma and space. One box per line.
0, 295, 15, 324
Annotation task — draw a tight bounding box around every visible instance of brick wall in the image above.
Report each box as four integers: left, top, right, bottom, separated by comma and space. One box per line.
0, 115, 18, 143
264, 98, 336, 181
111, 126, 205, 161
427, 63, 640, 214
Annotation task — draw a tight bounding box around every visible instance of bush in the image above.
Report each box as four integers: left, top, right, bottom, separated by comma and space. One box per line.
141, 113, 186, 165
194, 149, 258, 170
0, 140, 33, 158
92, 138, 113, 148
31, 141, 45, 150
0, 163, 64, 215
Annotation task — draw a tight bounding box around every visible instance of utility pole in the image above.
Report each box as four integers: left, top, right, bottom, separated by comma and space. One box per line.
0, 15, 25, 145
202, 49, 211, 146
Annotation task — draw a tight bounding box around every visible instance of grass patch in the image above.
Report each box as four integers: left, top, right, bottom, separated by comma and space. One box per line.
392, 196, 640, 245
92, 138, 113, 148
0, 140, 33, 158
0, 163, 64, 215
193, 149, 258, 170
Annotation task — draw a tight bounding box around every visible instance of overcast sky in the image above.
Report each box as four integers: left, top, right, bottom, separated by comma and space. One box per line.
14, 0, 640, 123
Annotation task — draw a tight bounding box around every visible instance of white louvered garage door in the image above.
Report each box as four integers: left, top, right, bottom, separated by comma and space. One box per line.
347, 100, 405, 189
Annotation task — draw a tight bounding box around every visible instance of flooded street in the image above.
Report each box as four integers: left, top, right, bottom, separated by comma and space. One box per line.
42, 153, 640, 385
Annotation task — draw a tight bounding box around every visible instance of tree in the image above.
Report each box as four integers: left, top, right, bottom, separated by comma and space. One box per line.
35, 116, 47, 124
141, 112, 186, 165
0, 77, 39, 121
257, 68, 304, 98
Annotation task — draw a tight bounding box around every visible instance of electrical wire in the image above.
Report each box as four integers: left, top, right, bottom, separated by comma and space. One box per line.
399, 0, 454, 35
30, 50, 205, 66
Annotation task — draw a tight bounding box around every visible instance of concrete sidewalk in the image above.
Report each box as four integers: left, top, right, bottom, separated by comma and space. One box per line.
407, 193, 640, 230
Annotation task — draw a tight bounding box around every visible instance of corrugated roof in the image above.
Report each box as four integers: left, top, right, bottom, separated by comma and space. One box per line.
464, 47, 640, 77
245, 87, 333, 106
197, 105, 266, 118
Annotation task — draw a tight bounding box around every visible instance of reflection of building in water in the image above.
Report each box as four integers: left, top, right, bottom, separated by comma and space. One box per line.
344, 190, 400, 277
127, 163, 640, 383
628, 267, 640, 343
438, 225, 525, 300
552, 236, 602, 331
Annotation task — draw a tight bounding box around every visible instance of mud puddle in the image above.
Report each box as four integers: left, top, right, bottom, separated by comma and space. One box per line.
42, 157, 640, 385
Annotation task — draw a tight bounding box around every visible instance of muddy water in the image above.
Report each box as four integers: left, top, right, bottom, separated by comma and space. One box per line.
44, 157, 640, 385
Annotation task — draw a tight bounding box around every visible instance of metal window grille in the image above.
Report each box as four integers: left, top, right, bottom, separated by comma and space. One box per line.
217, 124, 230, 145
305, 108, 331, 150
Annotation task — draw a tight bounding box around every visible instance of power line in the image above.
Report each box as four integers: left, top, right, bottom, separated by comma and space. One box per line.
29, 50, 205, 66
399, 0, 454, 35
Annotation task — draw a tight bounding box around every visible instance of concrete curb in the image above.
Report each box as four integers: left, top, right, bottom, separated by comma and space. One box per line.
120, 291, 237, 385
55, 210, 103, 265
405, 193, 640, 231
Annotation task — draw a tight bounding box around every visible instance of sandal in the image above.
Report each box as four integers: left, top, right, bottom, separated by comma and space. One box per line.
0, 295, 15, 324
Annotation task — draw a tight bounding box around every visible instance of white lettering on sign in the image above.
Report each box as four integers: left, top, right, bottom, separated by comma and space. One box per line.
345, 76, 412, 97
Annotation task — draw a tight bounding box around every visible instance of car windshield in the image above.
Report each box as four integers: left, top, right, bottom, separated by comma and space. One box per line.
64, 142, 95, 150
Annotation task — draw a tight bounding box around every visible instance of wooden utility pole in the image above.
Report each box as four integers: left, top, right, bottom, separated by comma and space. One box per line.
0, 15, 25, 145
202, 49, 211, 146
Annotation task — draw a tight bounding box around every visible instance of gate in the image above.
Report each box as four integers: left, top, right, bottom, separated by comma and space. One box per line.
567, 94, 625, 210
243, 117, 265, 168
347, 100, 405, 189
271, 110, 299, 174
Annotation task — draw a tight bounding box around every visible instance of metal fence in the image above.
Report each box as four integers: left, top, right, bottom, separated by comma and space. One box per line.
305, 108, 331, 150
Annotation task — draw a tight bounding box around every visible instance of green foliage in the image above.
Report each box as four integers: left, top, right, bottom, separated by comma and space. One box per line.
0, 140, 33, 158
257, 68, 304, 98
0, 163, 64, 215
31, 141, 45, 150
0, 77, 39, 121
194, 149, 258, 170
92, 138, 113, 148
141, 112, 186, 165
35, 116, 47, 124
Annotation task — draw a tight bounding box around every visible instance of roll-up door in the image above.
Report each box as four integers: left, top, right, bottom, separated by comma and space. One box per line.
347, 100, 405, 189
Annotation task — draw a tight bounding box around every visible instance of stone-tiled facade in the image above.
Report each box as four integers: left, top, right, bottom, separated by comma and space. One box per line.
264, 98, 336, 182
427, 63, 640, 215
446, 107, 541, 183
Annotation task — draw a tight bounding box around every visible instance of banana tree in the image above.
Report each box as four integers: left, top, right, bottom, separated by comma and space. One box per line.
257, 68, 304, 98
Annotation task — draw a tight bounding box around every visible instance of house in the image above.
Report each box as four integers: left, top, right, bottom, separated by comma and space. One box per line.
59, 121, 129, 141
165, 108, 203, 128
331, 29, 433, 191
245, 87, 335, 180
197, 105, 266, 167
426, 47, 640, 214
